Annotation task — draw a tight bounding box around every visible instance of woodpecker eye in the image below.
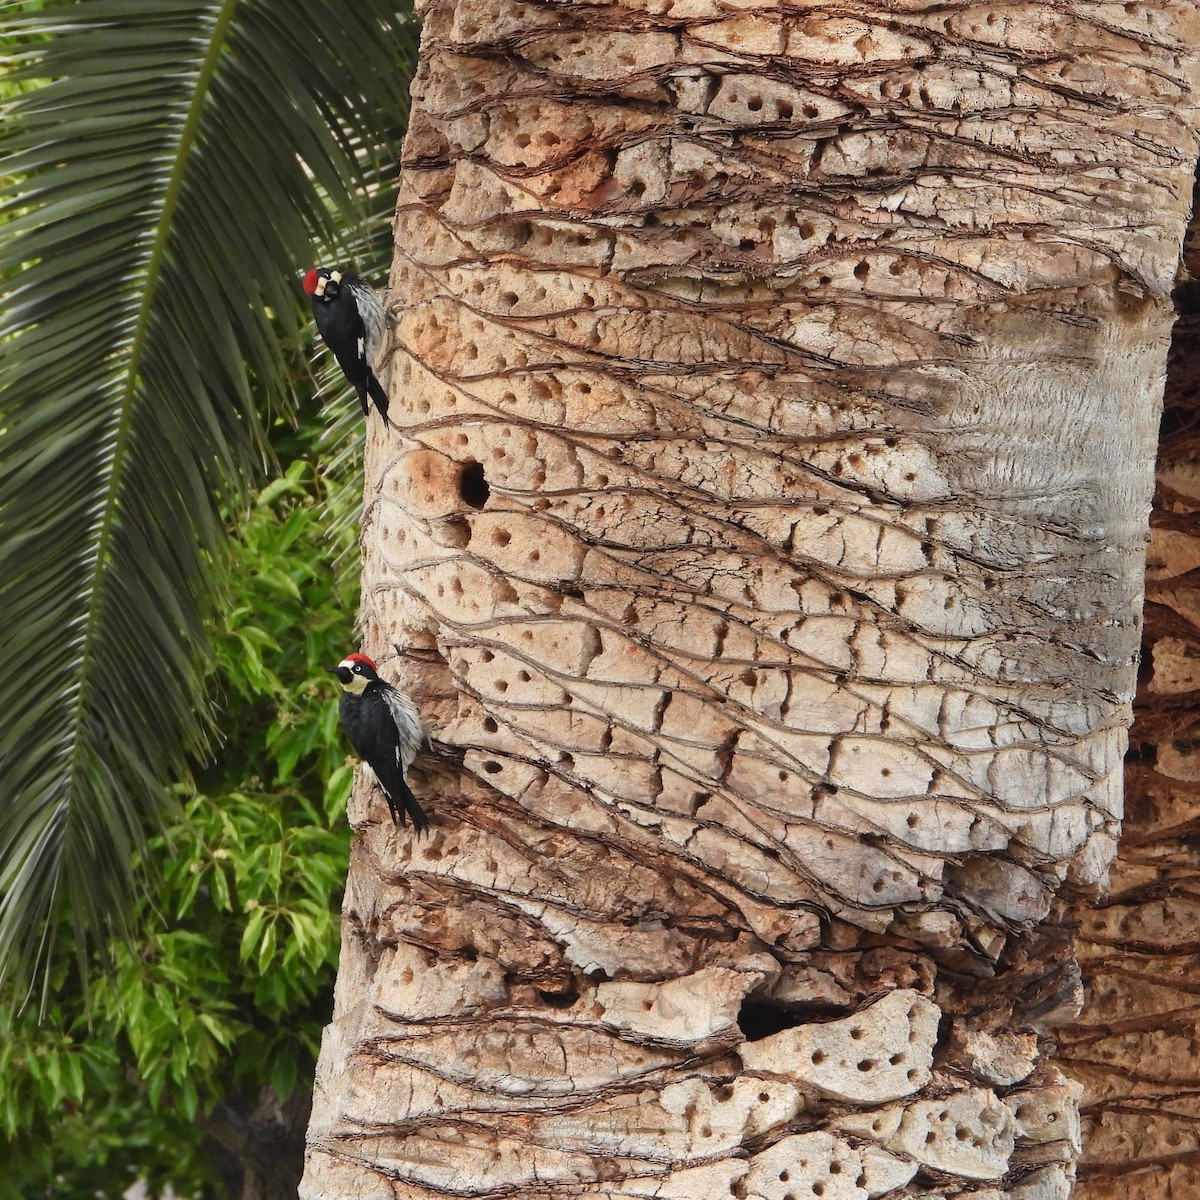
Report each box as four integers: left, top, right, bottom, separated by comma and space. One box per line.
353, 664, 362, 673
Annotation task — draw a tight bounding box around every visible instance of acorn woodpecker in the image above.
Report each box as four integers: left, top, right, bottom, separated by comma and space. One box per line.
304, 267, 389, 423
327, 653, 430, 833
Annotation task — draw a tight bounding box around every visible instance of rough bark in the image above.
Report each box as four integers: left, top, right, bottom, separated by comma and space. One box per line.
1062, 185, 1200, 1200
302, 3, 1200, 1197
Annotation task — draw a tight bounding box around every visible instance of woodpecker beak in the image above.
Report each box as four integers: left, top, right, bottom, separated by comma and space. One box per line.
326, 666, 351, 684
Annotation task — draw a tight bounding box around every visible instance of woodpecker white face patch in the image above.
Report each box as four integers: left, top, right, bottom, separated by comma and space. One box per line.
315, 270, 343, 300
338, 656, 371, 695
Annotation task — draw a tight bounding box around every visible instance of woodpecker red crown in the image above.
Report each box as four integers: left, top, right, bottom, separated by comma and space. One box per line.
302, 268, 321, 295
342, 652, 378, 671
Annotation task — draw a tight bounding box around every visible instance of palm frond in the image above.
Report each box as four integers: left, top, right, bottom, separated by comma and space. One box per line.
0, 0, 419, 1002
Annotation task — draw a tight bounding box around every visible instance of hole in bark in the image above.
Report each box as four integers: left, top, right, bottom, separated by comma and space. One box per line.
537, 986, 579, 1008
829, 1163, 841, 1175
482, 716, 498, 733
813, 1185, 825, 1197
738, 998, 804, 1041
483, 760, 502, 774
460, 461, 490, 509
854, 260, 870, 279
441, 517, 472, 548
803, 103, 819, 117
776, 100, 793, 119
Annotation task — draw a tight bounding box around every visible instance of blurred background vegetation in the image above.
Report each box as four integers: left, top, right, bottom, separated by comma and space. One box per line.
0, 1, 416, 1194
1, 414, 360, 1197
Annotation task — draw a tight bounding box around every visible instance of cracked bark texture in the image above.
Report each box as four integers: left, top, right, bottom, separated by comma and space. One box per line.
1063, 187, 1200, 1198
302, 3, 1200, 1197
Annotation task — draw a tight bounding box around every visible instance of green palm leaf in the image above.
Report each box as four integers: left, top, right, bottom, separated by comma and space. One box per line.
0, 0, 416, 1001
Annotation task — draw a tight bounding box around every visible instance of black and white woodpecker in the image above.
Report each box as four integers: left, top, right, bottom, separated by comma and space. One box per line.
327, 653, 430, 834
304, 266, 389, 423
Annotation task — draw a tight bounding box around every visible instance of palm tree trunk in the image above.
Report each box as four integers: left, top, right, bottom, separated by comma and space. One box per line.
303, 3, 1200, 1196
1062, 180, 1200, 1200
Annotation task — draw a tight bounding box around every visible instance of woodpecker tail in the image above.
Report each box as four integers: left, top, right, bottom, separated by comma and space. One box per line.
367, 372, 390, 425
383, 774, 430, 835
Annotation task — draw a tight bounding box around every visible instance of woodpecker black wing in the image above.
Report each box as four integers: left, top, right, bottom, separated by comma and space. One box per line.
339, 684, 430, 833
343, 273, 390, 424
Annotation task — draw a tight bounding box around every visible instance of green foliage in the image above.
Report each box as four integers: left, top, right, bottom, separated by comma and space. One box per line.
0, 431, 360, 1198
0, 0, 416, 995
